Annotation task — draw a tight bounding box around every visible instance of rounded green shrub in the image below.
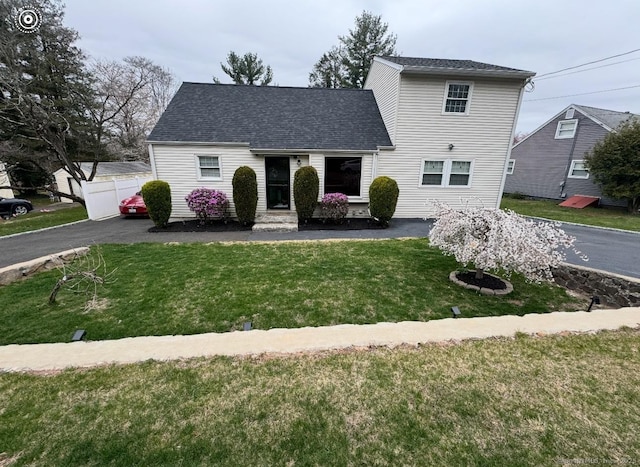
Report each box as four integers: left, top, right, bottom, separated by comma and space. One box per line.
232, 166, 258, 225
369, 176, 399, 227
293, 166, 319, 221
141, 180, 171, 228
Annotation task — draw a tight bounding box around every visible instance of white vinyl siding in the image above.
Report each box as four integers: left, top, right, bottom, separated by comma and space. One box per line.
442, 81, 473, 115
364, 59, 401, 144
506, 159, 515, 175
196, 155, 222, 180
420, 160, 473, 187
376, 75, 522, 217
568, 160, 589, 179
555, 119, 578, 139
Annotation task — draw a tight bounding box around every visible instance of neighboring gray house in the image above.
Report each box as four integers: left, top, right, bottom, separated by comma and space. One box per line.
147, 56, 534, 220
504, 104, 638, 206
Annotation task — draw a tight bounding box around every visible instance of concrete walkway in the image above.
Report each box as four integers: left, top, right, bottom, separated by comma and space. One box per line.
2, 308, 639, 372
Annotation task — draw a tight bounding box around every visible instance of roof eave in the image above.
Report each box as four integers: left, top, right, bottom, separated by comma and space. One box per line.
401, 66, 536, 80
250, 148, 381, 154
147, 140, 251, 147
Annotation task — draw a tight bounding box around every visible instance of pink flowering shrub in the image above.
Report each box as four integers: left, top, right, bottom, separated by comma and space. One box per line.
185, 188, 229, 222
429, 201, 587, 283
320, 192, 349, 222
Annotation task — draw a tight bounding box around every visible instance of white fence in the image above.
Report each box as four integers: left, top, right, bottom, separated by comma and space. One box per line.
81, 176, 153, 220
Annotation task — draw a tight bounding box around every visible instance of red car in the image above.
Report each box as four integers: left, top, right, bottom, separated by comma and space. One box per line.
119, 192, 148, 217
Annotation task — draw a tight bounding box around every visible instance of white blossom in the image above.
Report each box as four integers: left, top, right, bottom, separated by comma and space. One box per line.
428, 201, 587, 283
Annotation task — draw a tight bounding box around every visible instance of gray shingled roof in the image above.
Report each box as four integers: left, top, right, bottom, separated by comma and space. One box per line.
574, 104, 638, 131
79, 162, 151, 176
147, 83, 392, 151
379, 56, 535, 78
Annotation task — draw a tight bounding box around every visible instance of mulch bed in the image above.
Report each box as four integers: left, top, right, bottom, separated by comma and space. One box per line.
455, 271, 508, 290
149, 220, 253, 233
298, 218, 387, 231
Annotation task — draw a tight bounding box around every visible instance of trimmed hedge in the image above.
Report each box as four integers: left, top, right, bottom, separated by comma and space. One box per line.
293, 166, 319, 221
369, 176, 399, 227
232, 166, 258, 225
141, 180, 171, 228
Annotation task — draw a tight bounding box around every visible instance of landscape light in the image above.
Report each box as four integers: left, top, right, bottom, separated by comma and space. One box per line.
71, 329, 86, 342
451, 306, 461, 318
586, 296, 601, 312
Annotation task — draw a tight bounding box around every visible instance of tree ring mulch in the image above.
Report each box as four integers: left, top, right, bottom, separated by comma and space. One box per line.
449, 270, 514, 296
298, 218, 387, 231
149, 220, 253, 233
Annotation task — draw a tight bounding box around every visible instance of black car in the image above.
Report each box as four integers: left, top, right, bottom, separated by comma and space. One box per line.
0, 197, 33, 218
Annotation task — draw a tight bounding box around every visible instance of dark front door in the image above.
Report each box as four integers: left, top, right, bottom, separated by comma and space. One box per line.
265, 157, 290, 209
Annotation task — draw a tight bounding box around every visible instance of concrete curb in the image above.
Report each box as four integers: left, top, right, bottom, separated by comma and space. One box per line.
525, 215, 640, 235
1, 307, 638, 372
0, 219, 89, 239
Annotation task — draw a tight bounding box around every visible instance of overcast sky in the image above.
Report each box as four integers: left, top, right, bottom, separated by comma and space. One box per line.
60, 0, 640, 134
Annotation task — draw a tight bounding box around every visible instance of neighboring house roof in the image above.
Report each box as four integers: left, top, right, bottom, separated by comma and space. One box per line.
514, 104, 639, 148
54, 162, 151, 177
377, 56, 535, 79
147, 83, 393, 151
572, 105, 638, 131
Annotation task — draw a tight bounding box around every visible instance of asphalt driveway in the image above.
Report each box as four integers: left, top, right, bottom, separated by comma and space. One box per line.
0, 216, 638, 279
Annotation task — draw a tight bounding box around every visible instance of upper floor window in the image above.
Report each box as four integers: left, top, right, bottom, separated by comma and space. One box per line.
196, 155, 222, 180
555, 119, 578, 139
442, 81, 473, 115
568, 160, 589, 179
420, 159, 473, 187
506, 159, 515, 175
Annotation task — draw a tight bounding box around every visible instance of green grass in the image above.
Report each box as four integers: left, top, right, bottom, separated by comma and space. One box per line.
0, 239, 582, 345
501, 196, 640, 232
0, 206, 87, 236
1, 329, 638, 465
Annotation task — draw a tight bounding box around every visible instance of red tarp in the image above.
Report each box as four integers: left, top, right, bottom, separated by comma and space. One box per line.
559, 195, 600, 209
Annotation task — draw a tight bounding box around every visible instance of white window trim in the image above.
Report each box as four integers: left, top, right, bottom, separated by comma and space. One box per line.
195, 155, 223, 181
506, 159, 515, 175
441, 81, 474, 115
555, 119, 578, 139
418, 159, 474, 188
568, 160, 589, 179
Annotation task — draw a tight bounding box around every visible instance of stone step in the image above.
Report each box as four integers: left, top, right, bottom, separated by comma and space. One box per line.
252, 222, 299, 233
254, 213, 298, 224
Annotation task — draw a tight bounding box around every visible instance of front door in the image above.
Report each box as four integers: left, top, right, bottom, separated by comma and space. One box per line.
265, 157, 290, 209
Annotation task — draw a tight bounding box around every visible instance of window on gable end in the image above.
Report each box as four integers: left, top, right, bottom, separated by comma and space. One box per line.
443, 81, 473, 114
507, 159, 515, 175
568, 160, 589, 179
555, 119, 578, 139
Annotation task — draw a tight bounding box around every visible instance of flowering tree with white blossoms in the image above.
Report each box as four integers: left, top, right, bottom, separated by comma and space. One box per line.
429, 201, 586, 283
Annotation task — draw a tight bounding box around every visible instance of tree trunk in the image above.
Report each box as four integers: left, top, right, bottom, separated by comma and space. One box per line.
628, 197, 639, 215
475, 268, 484, 280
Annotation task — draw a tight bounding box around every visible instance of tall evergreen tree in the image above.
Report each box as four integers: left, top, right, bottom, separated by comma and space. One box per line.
214, 52, 273, 85
309, 11, 397, 89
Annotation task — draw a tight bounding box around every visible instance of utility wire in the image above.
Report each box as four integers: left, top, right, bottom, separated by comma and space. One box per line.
524, 84, 640, 102
535, 48, 640, 78
535, 57, 640, 81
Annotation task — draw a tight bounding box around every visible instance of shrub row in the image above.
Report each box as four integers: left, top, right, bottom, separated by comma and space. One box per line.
144, 168, 400, 228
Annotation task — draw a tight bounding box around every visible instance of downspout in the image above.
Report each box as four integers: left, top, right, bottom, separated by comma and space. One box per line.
560, 119, 581, 198
496, 81, 526, 208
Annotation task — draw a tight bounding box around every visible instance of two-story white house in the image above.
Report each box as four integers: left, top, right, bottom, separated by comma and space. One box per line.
147, 56, 534, 221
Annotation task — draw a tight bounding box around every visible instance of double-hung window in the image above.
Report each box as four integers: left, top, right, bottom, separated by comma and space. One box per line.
443, 81, 473, 114
420, 160, 473, 187
568, 160, 589, 179
555, 119, 578, 139
196, 155, 222, 180
506, 159, 515, 175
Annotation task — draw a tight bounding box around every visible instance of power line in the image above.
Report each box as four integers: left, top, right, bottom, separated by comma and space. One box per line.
535, 48, 640, 78
524, 84, 640, 102
535, 57, 640, 81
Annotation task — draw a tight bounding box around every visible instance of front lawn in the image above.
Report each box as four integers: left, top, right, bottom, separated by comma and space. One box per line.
0, 239, 582, 345
0, 206, 87, 237
501, 196, 640, 232
1, 329, 638, 465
